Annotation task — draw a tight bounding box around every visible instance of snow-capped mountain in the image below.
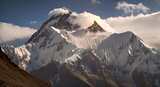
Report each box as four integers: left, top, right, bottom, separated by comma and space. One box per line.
2, 8, 160, 87
96, 31, 159, 74
3, 26, 77, 71
32, 31, 160, 87
3, 8, 112, 71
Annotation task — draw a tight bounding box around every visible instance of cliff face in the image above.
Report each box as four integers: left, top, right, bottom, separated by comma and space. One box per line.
0, 48, 50, 87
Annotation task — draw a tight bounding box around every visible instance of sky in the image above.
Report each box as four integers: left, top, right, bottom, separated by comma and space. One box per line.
0, 0, 160, 28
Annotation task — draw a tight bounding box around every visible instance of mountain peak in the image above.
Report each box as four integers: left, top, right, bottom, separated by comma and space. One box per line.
96, 31, 145, 67
98, 31, 141, 48
95, 31, 160, 76
87, 21, 105, 32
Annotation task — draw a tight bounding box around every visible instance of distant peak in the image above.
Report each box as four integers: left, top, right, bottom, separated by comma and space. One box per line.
97, 31, 143, 51
87, 21, 105, 32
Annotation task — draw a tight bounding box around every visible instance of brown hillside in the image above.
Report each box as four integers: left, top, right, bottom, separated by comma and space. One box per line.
0, 47, 51, 87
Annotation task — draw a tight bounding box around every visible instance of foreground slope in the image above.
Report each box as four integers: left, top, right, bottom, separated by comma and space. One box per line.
0, 47, 50, 87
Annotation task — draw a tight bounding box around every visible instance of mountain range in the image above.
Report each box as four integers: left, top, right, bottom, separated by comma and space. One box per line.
1, 8, 160, 87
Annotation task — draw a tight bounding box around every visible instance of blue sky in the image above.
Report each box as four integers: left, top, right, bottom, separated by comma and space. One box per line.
0, 0, 160, 28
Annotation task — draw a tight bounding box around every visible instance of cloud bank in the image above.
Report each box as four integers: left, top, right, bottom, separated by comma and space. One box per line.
116, 1, 150, 15
0, 22, 36, 46
106, 12, 160, 48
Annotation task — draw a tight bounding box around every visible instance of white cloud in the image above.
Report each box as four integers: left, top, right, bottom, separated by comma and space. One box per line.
48, 8, 115, 32
0, 22, 37, 46
67, 11, 115, 32
116, 1, 150, 15
106, 11, 160, 48
91, 0, 101, 5
48, 8, 70, 17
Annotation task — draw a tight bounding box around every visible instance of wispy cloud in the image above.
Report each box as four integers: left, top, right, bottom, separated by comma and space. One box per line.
116, 1, 151, 15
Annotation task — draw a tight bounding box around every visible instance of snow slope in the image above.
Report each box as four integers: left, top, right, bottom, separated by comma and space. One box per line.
3, 26, 77, 71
